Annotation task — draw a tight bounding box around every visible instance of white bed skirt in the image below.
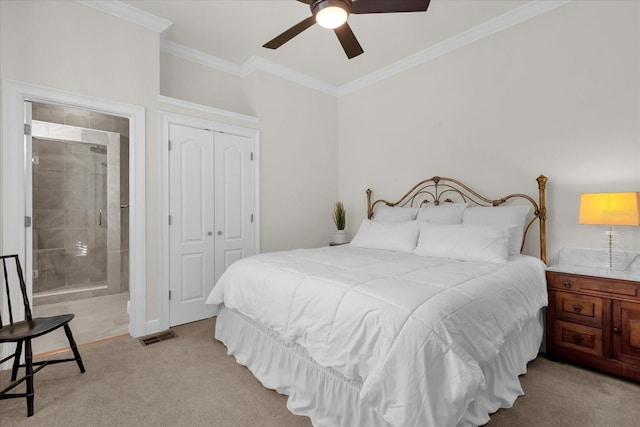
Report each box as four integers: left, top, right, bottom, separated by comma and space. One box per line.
215, 306, 544, 427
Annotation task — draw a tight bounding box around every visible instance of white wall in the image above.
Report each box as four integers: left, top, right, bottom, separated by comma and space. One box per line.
0, 2, 159, 104
1, 0, 638, 330
159, 59, 340, 252
1, 0, 339, 328
0, 0, 162, 320
337, 0, 640, 264
160, 53, 254, 117
244, 71, 339, 251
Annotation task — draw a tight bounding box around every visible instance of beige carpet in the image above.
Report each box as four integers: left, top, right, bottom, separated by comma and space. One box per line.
1, 318, 639, 426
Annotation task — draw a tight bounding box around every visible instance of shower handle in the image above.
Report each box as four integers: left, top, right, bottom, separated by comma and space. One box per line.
98, 209, 102, 226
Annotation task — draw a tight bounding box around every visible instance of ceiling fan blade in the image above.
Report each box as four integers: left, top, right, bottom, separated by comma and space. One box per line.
334, 22, 364, 59
263, 16, 316, 49
297, 0, 313, 4
351, 0, 431, 14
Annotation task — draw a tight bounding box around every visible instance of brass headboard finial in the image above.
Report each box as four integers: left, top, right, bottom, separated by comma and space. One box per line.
537, 175, 548, 188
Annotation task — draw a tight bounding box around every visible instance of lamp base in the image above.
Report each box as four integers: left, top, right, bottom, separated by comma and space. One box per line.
607, 225, 613, 271
559, 247, 637, 273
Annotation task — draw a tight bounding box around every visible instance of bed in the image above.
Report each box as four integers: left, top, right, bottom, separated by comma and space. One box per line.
206, 174, 549, 427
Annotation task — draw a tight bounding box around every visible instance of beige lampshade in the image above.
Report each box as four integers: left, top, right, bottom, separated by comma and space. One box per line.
579, 192, 640, 226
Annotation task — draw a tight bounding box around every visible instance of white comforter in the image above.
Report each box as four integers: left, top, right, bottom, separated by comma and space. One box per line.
206, 245, 547, 427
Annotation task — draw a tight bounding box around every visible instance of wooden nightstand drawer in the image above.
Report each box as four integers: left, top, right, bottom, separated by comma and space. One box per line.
581, 279, 638, 297
554, 320, 603, 357
547, 267, 640, 382
554, 291, 603, 328
548, 272, 639, 299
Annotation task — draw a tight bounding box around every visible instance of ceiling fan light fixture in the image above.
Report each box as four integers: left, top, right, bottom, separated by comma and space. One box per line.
313, 0, 350, 29
264, 0, 431, 59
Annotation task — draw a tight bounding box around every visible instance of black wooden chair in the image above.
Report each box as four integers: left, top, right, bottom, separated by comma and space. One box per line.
0, 254, 85, 416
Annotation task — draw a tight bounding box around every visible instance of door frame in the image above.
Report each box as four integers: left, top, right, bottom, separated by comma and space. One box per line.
159, 112, 260, 331
1, 79, 147, 350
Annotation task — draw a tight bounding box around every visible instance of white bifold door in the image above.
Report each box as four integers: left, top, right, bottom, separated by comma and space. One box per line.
168, 123, 254, 327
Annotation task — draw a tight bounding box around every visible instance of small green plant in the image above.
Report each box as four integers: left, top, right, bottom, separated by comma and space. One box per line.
332, 201, 346, 231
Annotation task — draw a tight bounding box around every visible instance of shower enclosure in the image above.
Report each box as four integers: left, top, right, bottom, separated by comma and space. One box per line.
31, 120, 126, 305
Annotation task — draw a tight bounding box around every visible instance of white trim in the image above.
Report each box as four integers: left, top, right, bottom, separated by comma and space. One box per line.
159, 112, 260, 331
161, 40, 339, 97
158, 95, 260, 124
145, 319, 163, 335
1, 79, 147, 349
0, 90, 29, 367
161, 39, 244, 77
75, 0, 173, 34
242, 56, 339, 97
338, 0, 571, 96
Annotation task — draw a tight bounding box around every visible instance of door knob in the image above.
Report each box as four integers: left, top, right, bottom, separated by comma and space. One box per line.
217, 231, 223, 235
207, 231, 212, 236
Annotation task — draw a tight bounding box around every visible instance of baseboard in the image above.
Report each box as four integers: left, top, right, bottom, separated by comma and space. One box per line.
145, 319, 162, 336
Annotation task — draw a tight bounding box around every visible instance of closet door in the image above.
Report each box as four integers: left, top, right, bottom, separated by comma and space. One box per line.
213, 132, 254, 283
168, 124, 216, 327
168, 125, 255, 327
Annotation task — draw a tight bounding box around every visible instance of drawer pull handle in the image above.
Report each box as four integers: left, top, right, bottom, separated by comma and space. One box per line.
572, 304, 583, 313
612, 326, 621, 334
563, 281, 572, 289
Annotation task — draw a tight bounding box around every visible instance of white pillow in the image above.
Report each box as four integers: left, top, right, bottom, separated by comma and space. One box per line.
414, 222, 514, 263
350, 219, 419, 253
462, 205, 532, 255
373, 205, 418, 222
415, 203, 468, 224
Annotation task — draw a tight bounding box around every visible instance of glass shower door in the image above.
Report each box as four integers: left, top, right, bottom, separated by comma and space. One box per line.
31, 120, 119, 305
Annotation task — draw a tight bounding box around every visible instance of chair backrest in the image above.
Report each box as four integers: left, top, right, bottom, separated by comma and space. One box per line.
0, 254, 32, 327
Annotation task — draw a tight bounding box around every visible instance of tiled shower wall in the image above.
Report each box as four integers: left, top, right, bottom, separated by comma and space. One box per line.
32, 138, 108, 292
32, 102, 130, 303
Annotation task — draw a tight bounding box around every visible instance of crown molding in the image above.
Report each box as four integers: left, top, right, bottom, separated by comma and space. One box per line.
76, 0, 173, 34
337, 0, 570, 96
242, 56, 339, 97
161, 39, 243, 76
158, 95, 260, 123
84, 0, 570, 97
161, 40, 339, 97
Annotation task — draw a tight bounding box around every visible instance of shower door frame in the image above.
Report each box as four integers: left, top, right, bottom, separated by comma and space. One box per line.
1, 79, 147, 359
30, 121, 121, 300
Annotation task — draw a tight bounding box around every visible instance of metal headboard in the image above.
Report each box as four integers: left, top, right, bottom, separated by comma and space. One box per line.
366, 175, 548, 263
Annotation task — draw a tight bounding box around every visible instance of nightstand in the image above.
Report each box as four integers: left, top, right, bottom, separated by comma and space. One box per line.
546, 266, 640, 381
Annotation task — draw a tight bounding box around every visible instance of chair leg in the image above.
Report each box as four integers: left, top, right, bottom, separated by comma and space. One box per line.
11, 340, 24, 381
63, 324, 85, 373
24, 339, 34, 417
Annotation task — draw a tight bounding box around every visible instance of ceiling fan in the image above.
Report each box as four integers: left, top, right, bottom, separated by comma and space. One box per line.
263, 0, 431, 59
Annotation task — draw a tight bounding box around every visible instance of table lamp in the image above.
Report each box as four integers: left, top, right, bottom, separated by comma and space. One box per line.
579, 192, 640, 270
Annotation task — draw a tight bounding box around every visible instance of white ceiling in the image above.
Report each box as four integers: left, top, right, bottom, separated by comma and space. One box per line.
85, 0, 569, 95
121, 0, 543, 88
